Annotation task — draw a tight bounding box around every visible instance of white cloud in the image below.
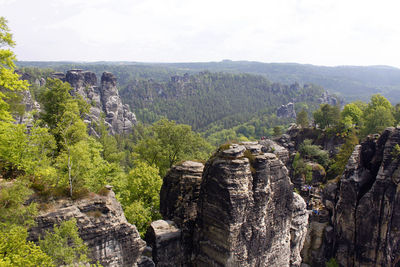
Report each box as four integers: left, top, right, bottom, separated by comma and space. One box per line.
3, 0, 400, 66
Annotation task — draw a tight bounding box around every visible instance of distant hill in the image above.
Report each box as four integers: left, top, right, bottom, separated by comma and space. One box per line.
17, 61, 400, 103
159, 61, 400, 103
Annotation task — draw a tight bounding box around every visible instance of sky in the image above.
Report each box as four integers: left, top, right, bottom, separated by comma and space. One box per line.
2, 0, 400, 67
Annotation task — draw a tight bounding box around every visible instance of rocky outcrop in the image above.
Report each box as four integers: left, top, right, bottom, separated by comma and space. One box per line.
145, 220, 183, 267
100, 72, 137, 134
29, 189, 146, 267
333, 127, 400, 267
259, 139, 290, 164
318, 91, 338, 106
149, 145, 309, 267
157, 161, 204, 265
277, 102, 296, 119
192, 144, 308, 266
64, 70, 136, 135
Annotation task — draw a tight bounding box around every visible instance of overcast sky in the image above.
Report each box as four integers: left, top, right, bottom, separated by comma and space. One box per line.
2, 0, 400, 67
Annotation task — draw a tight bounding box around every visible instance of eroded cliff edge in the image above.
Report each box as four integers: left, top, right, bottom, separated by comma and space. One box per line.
150, 143, 309, 267
29, 189, 146, 267
333, 127, 400, 267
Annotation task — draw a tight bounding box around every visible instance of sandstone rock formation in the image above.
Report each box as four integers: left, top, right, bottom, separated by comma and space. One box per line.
193, 145, 308, 266
145, 220, 183, 267
277, 102, 296, 118
64, 70, 136, 135
29, 189, 146, 267
153, 144, 308, 266
333, 127, 400, 267
158, 160, 204, 266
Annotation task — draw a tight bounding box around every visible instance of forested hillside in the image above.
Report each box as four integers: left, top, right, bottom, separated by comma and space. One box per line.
17, 60, 400, 103
120, 72, 326, 132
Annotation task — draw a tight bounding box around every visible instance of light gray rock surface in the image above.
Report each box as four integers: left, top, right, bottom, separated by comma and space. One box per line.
29, 190, 145, 267
64, 70, 136, 135
193, 145, 308, 267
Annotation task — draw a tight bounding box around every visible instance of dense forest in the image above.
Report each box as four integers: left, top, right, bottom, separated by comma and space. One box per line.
17, 60, 400, 103
119, 72, 326, 131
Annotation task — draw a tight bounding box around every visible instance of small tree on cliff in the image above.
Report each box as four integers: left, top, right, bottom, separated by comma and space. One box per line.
313, 104, 340, 129
133, 118, 212, 176
296, 108, 309, 128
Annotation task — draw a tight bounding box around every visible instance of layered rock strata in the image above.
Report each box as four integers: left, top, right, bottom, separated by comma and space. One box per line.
333, 127, 400, 267
29, 189, 145, 267
193, 144, 308, 266
157, 161, 204, 265
150, 145, 309, 267
64, 70, 136, 135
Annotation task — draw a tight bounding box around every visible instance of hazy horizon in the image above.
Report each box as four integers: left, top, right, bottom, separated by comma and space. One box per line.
3, 0, 400, 68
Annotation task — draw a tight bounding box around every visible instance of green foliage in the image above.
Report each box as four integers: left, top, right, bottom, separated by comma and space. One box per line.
392, 144, 400, 159
313, 104, 340, 129
0, 180, 52, 266
120, 72, 325, 134
362, 94, 394, 136
292, 152, 312, 183
39, 219, 89, 266
114, 161, 162, 236
273, 126, 283, 137
328, 132, 359, 179
39, 78, 89, 152
326, 258, 339, 267
296, 108, 309, 128
298, 139, 330, 168
0, 181, 37, 229
0, 225, 54, 267
123, 200, 153, 237
134, 118, 212, 176
341, 102, 363, 127
0, 17, 29, 122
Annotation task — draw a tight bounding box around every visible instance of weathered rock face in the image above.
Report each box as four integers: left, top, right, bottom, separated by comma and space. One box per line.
259, 139, 290, 164
149, 146, 308, 267
64, 70, 136, 135
193, 144, 308, 267
145, 220, 183, 267
333, 127, 400, 267
158, 160, 204, 265
160, 160, 204, 226
29, 190, 146, 267
277, 102, 296, 118
318, 91, 338, 106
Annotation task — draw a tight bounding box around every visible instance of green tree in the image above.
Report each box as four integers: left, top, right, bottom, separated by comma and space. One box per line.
362, 94, 394, 136
134, 118, 212, 176
313, 104, 340, 129
39, 219, 89, 266
296, 108, 309, 128
0, 225, 54, 267
328, 131, 359, 179
341, 103, 363, 127
39, 78, 89, 152
0, 17, 29, 122
114, 161, 162, 236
